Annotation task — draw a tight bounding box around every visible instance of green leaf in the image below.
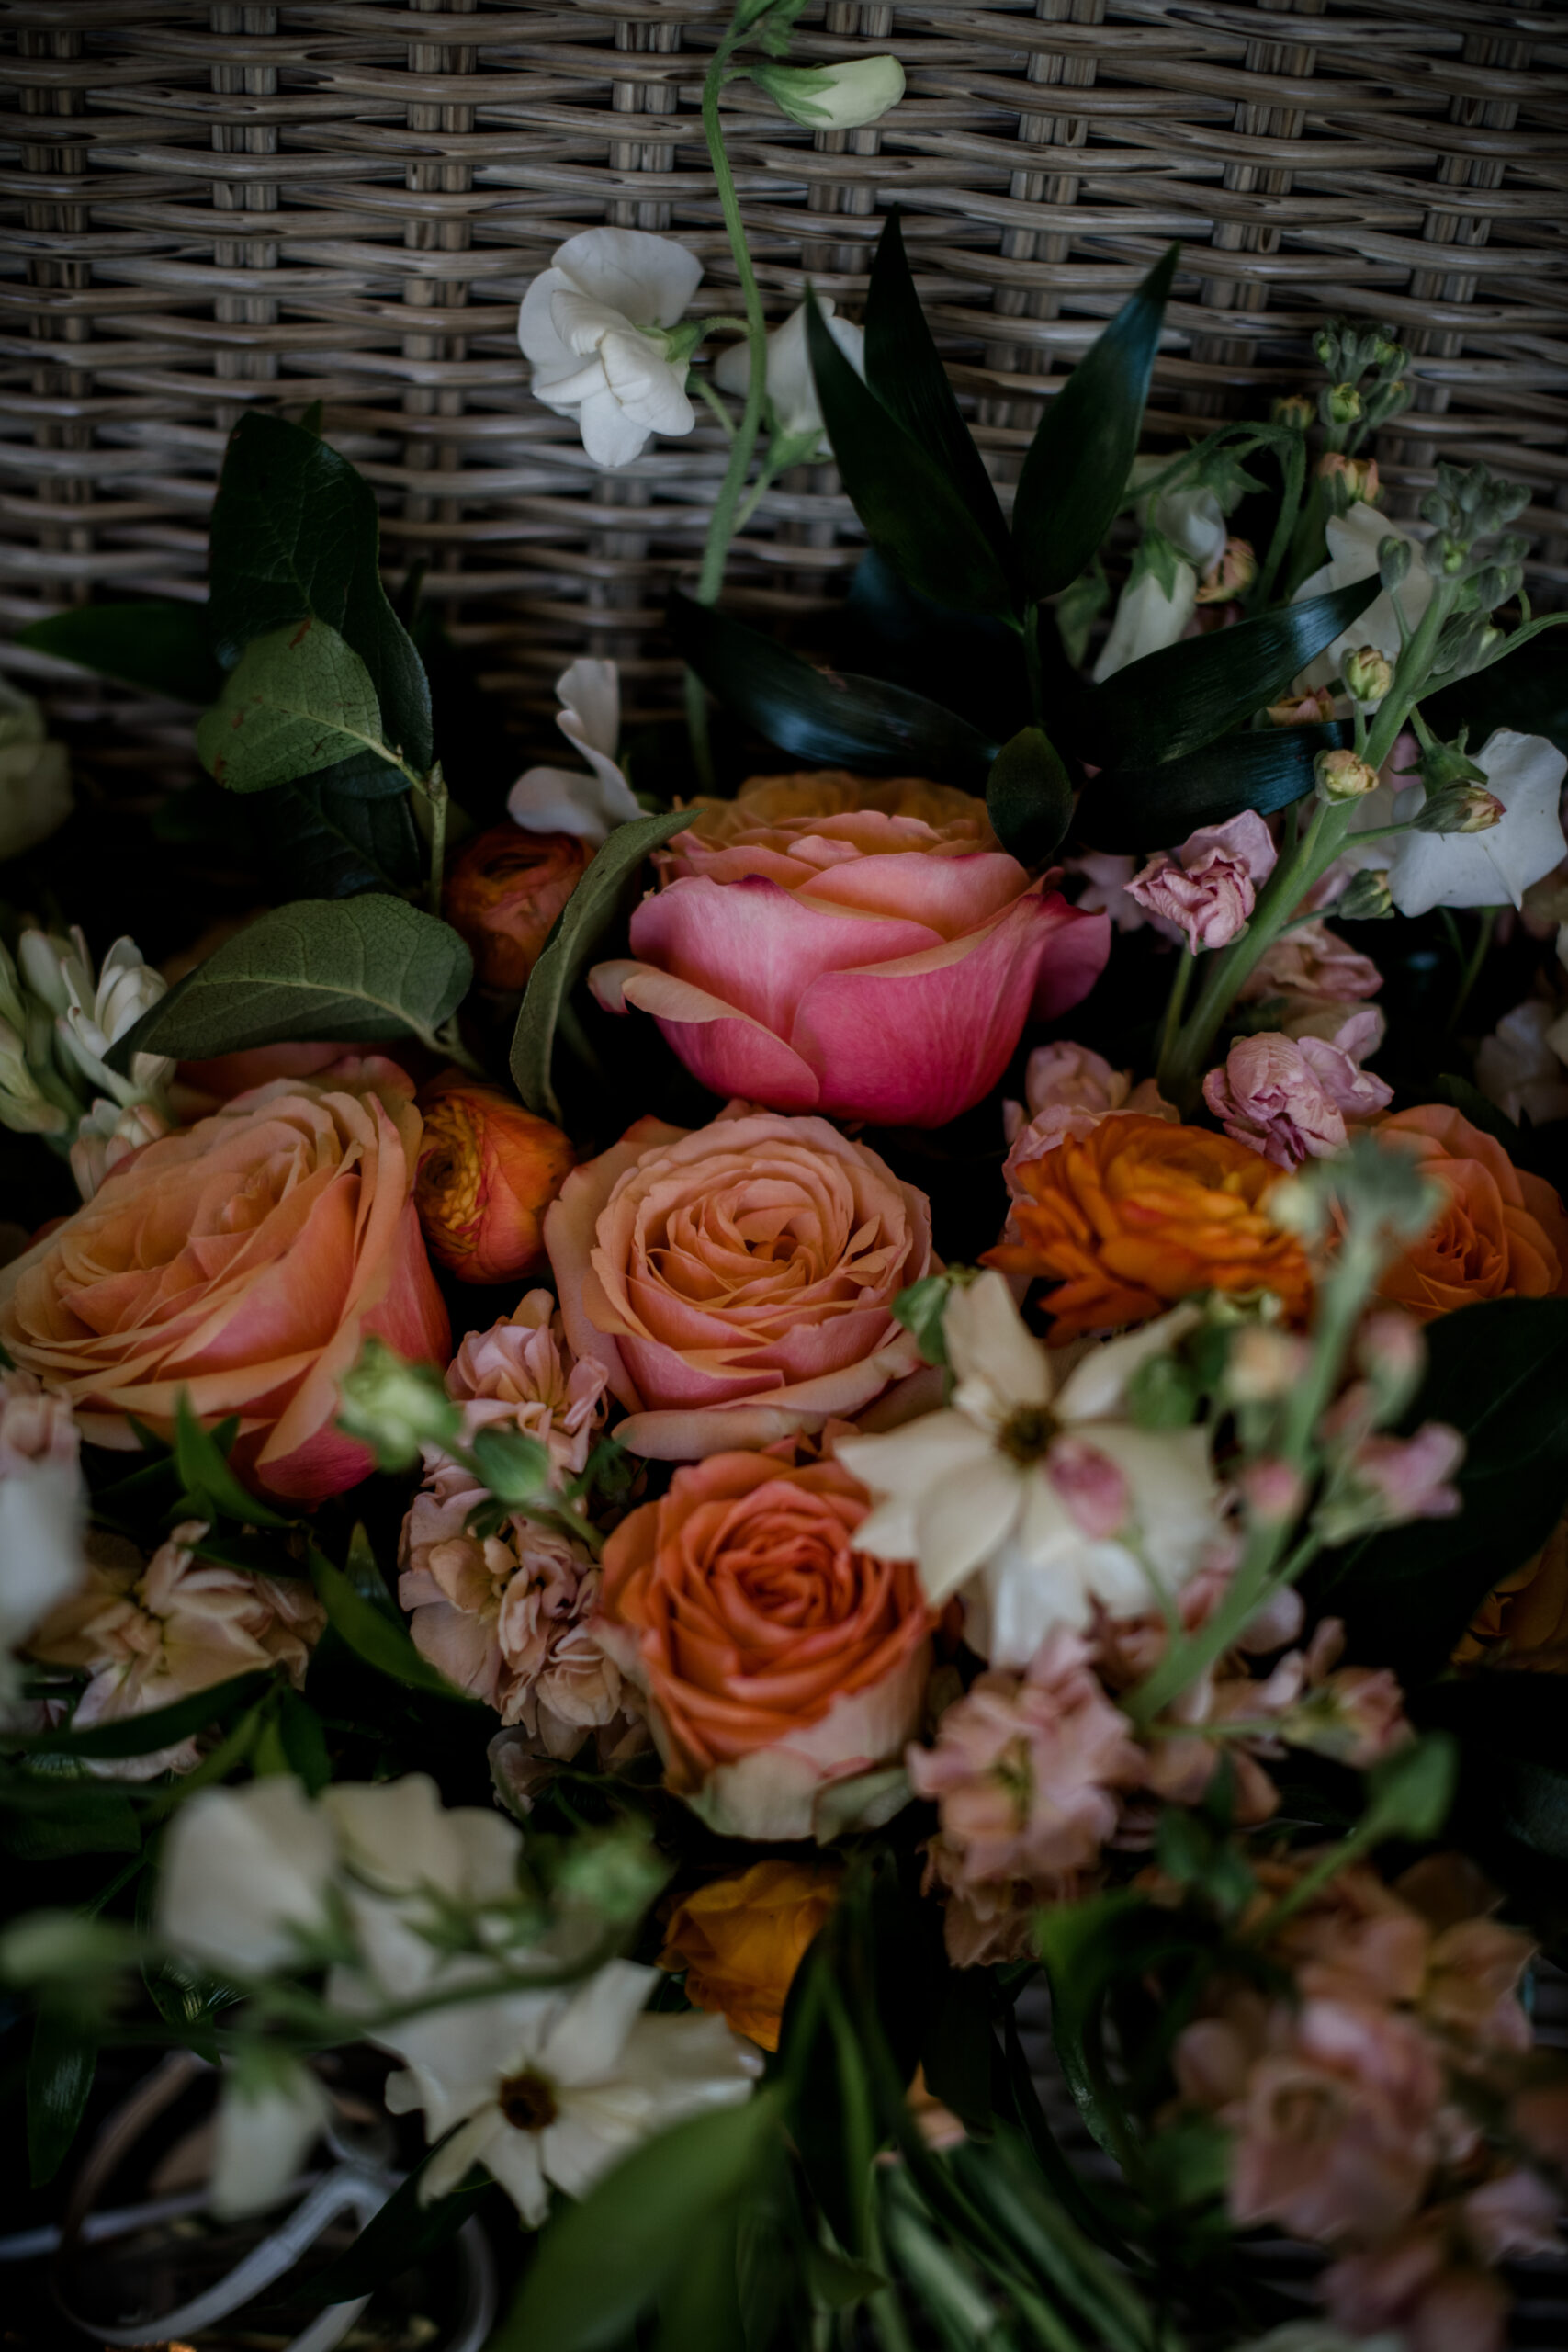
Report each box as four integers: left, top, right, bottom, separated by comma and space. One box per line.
28, 2013, 96, 2187
497, 2092, 783, 2352
209, 410, 433, 772
1035, 1892, 1209, 2164
275, 1690, 332, 1794
807, 290, 1016, 620
1011, 245, 1179, 605
6, 1670, 276, 1760
1317, 1298, 1568, 1683
174, 1394, 289, 1528
863, 210, 1009, 568
987, 725, 1074, 865
0, 1771, 141, 1860
105, 895, 471, 1069
892, 1274, 953, 1369
671, 594, 997, 787
291, 2146, 489, 2309
1362, 1732, 1456, 1845
197, 618, 400, 795
309, 1546, 480, 1703
1077, 722, 1348, 854
1073, 579, 1380, 768
652, 2198, 744, 2352
263, 775, 424, 899
510, 807, 692, 1124
16, 600, 224, 703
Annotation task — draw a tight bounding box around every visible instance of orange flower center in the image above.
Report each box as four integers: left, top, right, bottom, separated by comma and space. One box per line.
416, 1095, 483, 1247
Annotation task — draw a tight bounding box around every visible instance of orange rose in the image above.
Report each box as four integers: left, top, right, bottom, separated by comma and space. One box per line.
0, 1057, 449, 1501
1454, 1513, 1568, 1671
1374, 1105, 1568, 1321
442, 822, 591, 991
594, 1451, 931, 1839
987, 1114, 1313, 1342
660, 1859, 841, 2050
414, 1073, 573, 1284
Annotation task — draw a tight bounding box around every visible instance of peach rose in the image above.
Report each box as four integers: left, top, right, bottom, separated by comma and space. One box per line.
589, 772, 1110, 1127
442, 822, 592, 992
413, 1073, 573, 1284
544, 1104, 932, 1459
594, 1452, 931, 1839
1376, 1104, 1568, 1320
659, 1859, 841, 2051
0, 1057, 449, 1502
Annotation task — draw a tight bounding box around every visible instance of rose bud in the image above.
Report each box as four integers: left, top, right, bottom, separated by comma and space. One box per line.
414, 1072, 573, 1284
442, 822, 592, 991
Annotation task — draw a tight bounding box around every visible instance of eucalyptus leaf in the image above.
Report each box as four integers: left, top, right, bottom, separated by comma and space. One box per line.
1078, 722, 1348, 854
510, 806, 701, 1124
16, 599, 224, 704
309, 1547, 480, 1703
807, 291, 1016, 620
209, 410, 433, 771
105, 896, 471, 1069
987, 725, 1074, 865
1072, 579, 1380, 768
28, 2014, 96, 2188
197, 619, 400, 795
1011, 246, 1179, 605
671, 593, 997, 786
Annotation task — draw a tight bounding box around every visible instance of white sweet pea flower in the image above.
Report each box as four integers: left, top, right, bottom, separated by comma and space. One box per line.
751, 56, 905, 130
0, 682, 72, 863
518, 229, 704, 469
210, 2053, 331, 2220
156, 1776, 338, 1979
1385, 729, 1567, 917
373, 1955, 761, 2224
1090, 486, 1222, 682
1155, 485, 1226, 573
506, 659, 640, 844
1292, 503, 1434, 695
837, 1272, 1223, 1667
713, 300, 865, 448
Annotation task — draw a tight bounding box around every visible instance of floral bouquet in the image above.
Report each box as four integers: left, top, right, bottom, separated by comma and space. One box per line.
4, 6, 1568, 2348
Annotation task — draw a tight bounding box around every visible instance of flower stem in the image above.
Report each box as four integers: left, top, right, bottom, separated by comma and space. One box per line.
696, 56, 770, 606
1156, 946, 1195, 1076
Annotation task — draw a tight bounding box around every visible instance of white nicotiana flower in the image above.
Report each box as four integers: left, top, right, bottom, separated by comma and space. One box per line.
1292, 503, 1434, 695
156, 1776, 340, 1979
751, 56, 906, 130
0, 682, 72, 863
1384, 729, 1567, 917
1090, 488, 1223, 683
18, 926, 172, 1110
69, 1096, 172, 1202
374, 1955, 761, 2225
506, 659, 641, 844
210, 2053, 331, 2220
713, 299, 866, 449
837, 1272, 1223, 1668
518, 229, 704, 469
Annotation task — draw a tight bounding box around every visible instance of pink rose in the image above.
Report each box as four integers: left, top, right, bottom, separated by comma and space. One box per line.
1204, 1028, 1393, 1169
544, 1105, 932, 1460
588, 774, 1109, 1127
1125, 812, 1278, 954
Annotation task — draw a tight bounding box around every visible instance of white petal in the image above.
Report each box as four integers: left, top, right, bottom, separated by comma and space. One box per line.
155, 1778, 337, 1979
1092, 565, 1198, 682
517, 266, 574, 368
1093, 1423, 1221, 1584
552, 226, 703, 330
946, 1269, 1053, 1417
835, 1411, 997, 1558
480, 2120, 550, 2225
1153, 486, 1225, 571
540, 1958, 657, 2087
507, 766, 616, 842
549, 286, 636, 358
599, 331, 694, 436
556, 658, 620, 763
1055, 1304, 1201, 1424
0, 1461, 85, 1658
209, 2061, 328, 2220
915, 1452, 1026, 1605
574, 383, 655, 470
1388, 729, 1568, 916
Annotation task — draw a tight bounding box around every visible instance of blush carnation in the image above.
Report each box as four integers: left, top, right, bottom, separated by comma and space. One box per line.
1203, 1030, 1393, 1170
1124, 813, 1278, 954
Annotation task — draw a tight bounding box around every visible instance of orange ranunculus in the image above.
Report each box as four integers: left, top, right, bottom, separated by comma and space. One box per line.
414, 1073, 573, 1285
0, 1057, 449, 1502
659, 1859, 841, 2050
1374, 1105, 1568, 1322
593, 1451, 931, 1840
443, 822, 592, 991
987, 1114, 1313, 1342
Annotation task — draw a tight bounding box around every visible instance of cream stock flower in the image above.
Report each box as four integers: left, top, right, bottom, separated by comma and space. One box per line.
518, 229, 703, 469
837, 1272, 1224, 1666
0, 1369, 86, 1702
506, 659, 641, 843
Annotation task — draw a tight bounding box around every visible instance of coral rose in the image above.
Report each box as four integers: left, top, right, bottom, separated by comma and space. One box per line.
987, 1115, 1313, 1341
544, 1104, 932, 1459
659, 1860, 841, 2050
593, 1452, 931, 1839
0, 1057, 449, 1502
1375, 1104, 1568, 1321
442, 821, 592, 991
413, 1073, 572, 1284
589, 772, 1110, 1126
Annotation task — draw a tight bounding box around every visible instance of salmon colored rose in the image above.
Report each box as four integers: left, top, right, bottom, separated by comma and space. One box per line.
594, 1452, 931, 1839
442, 822, 592, 991
0, 1057, 449, 1502
545, 1103, 932, 1459
414, 1073, 573, 1284
988, 1114, 1313, 1341
1375, 1104, 1568, 1321
589, 772, 1110, 1127
659, 1859, 841, 2051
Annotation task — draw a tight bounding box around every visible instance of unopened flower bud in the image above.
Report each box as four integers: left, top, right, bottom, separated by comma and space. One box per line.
1335, 868, 1394, 922
1318, 451, 1379, 509
1226, 1326, 1310, 1405
1241, 1456, 1306, 1523
1324, 382, 1362, 427
0, 1015, 68, 1138
1314, 747, 1379, 805
1313, 328, 1340, 371
1356, 1309, 1426, 1414
1342, 645, 1393, 705
337, 1338, 462, 1469
1196, 537, 1256, 605
1371, 336, 1404, 372
443, 822, 592, 992
1271, 393, 1314, 431
1267, 685, 1337, 729
1413, 783, 1506, 836
414, 1072, 573, 1284
1378, 536, 1412, 592
750, 55, 906, 130
1471, 564, 1522, 612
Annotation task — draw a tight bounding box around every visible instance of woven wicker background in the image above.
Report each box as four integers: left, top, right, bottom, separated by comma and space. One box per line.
3, 0, 1566, 795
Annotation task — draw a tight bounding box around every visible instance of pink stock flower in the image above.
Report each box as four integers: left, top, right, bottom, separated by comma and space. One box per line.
1351, 1423, 1465, 1525
1325, 2214, 1519, 2352
588, 774, 1109, 1127
1241, 918, 1383, 1010
1125, 813, 1278, 955
1203, 1027, 1393, 1169
442, 1291, 609, 1479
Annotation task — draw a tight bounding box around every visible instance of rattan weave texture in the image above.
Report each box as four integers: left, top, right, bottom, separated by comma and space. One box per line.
3, 0, 1565, 776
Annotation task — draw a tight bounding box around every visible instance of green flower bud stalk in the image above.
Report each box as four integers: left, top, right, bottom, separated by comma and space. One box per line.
1271, 393, 1314, 431
337, 1338, 463, 1469
1378, 535, 1413, 591
1314, 748, 1380, 805
1413, 784, 1506, 836
1335, 869, 1395, 922
1343, 645, 1394, 705
1324, 381, 1363, 427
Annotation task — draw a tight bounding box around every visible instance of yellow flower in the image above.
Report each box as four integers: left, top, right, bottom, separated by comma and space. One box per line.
659, 1860, 841, 2052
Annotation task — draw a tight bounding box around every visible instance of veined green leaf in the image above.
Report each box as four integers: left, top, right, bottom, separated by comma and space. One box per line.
1011, 246, 1179, 605
104, 895, 470, 1069
1078, 722, 1348, 853
197, 618, 399, 795
16, 600, 224, 704
28, 2014, 96, 2187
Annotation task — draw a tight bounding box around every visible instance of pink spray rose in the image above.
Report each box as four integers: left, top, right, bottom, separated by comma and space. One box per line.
1124, 812, 1278, 954
1204, 1028, 1393, 1169
588, 773, 1109, 1127
544, 1104, 933, 1460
